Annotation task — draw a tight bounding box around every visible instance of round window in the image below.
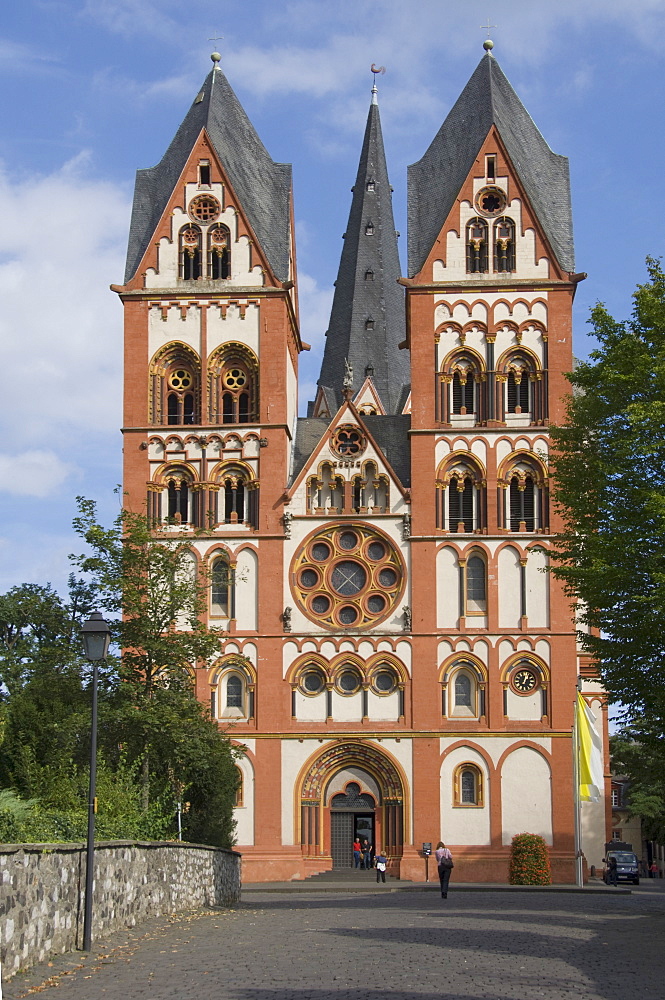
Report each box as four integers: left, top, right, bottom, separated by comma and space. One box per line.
299, 569, 318, 589
338, 605, 358, 625
475, 185, 506, 217
332, 426, 365, 457
302, 670, 324, 694
366, 594, 386, 613
189, 194, 221, 222
378, 567, 397, 588
338, 530, 358, 550
374, 669, 396, 693
339, 670, 360, 693
223, 368, 247, 388
331, 561, 367, 596
367, 541, 385, 561
311, 595, 331, 614
168, 369, 193, 390
311, 542, 331, 562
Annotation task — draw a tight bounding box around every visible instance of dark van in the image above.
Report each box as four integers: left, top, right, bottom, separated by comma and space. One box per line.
604, 850, 640, 885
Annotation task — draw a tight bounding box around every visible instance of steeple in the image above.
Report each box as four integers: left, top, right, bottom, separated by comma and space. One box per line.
124, 54, 292, 285
408, 49, 574, 278
315, 82, 408, 415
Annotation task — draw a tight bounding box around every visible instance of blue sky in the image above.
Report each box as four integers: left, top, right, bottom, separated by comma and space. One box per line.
1, 0, 663, 596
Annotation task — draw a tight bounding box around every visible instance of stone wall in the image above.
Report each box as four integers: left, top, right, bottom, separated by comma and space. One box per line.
0, 840, 241, 979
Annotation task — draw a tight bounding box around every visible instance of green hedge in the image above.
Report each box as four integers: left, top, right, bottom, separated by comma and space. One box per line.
509, 833, 552, 884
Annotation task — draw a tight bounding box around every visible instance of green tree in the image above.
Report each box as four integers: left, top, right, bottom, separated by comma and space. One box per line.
611, 725, 665, 843
550, 258, 665, 721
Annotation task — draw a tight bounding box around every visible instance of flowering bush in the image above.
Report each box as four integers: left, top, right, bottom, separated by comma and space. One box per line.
509, 833, 552, 885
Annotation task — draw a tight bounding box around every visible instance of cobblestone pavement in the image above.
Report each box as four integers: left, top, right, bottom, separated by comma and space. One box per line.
4, 883, 665, 1000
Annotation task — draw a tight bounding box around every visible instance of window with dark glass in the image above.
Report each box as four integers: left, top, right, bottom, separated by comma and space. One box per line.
509, 475, 536, 531
179, 225, 202, 280
466, 218, 488, 273
226, 675, 243, 709
455, 673, 472, 708
460, 768, 477, 804
211, 557, 231, 616
494, 217, 515, 272
466, 555, 487, 612
452, 370, 475, 415
507, 370, 530, 414
448, 478, 475, 532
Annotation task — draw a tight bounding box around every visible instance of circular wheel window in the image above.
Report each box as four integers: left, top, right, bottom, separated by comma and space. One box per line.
291, 524, 403, 630
338, 669, 361, 694
475, 185, 506, 217
189, 194, 221, 223
301, 669, 325, 695
331, 425, 365, 457
373, 669, 397, 694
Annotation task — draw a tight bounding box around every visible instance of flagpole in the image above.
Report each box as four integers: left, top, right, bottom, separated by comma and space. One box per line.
573, 684, 584, 887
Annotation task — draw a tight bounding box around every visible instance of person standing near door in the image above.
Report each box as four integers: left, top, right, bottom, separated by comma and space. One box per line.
375, 849, 387, 883
353, 838, 362, 869
361, 837, 373, 870
435, 840, 454, 899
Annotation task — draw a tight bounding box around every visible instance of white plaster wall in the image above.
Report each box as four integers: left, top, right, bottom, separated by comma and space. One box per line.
367, 690, 400, 721
440, 745, 491, 846
501, 747, 552, 845
439, 735, 552, 769
582, 797, 607, 871
331, 691, 363, 722
437, 546, 459, 628
234, 753, 255, 846
294, 691, 327, 722
505, 688, 542, 722
526, 548, 549, 628
148, 306, 201, 358
207, 303, 260, 356
498, 546, 521, 628
235, 548, 257, 630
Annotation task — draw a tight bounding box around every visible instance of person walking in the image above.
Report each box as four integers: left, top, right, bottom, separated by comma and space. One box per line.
435, 840, 454, 899
607, 856, 618, 887
353, 838, 362, 869
650, 861, 659, 879
375, 849, 387, 884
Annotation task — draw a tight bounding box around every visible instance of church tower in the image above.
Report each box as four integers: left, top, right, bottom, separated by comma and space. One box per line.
118, 44, 607, 881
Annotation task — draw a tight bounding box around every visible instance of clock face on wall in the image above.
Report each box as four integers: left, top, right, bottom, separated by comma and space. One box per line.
291, 524, 404, 630
512, 668, 539, 694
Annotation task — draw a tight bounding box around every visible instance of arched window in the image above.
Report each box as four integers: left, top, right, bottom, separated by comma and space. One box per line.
221, 469, 247, 524
165, 471, 192, 524
211, 555, 233, 617
352, 462, 388, 513
509, 474, 537, 531
466, 217, 488, 273
453, 763, 484, 806
226, 675, 243, 708
465, 554, 487, 614
208, 345, 259, 425
150, 347, 201, 426
449, 477, 475, 532
494, 217, 515, 272
437, 462, 485, 533
179, 225, 202, 280
455, 673, 472, 707
208, 224, 231, 279
452, 366, 475, 415
505, 357, 534, 416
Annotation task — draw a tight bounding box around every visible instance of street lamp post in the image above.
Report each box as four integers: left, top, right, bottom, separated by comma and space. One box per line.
81, 612, 111, 952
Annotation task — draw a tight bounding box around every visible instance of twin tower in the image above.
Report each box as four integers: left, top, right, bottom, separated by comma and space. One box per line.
117, 46, 606, 881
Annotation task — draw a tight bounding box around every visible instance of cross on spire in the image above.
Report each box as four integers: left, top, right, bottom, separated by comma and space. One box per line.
480, 19, 496, 38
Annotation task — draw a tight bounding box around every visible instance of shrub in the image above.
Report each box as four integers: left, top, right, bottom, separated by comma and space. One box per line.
509, 832, 552, 884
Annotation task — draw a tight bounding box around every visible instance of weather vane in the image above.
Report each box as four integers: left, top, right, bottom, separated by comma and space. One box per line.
371, 64, 386, 85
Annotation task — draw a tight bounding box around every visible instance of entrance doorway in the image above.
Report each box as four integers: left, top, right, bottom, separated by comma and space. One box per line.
330, 783, 376, 868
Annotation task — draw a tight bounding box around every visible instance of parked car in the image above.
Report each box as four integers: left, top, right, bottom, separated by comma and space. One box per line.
604, 850, 640, 885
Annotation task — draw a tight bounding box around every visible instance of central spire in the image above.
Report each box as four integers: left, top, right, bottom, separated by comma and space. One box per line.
314, 77, 408, 415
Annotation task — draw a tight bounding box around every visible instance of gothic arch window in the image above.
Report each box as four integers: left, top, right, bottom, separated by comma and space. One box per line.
307, 464, 344, 513
214, 465, 254, 526
179, 224, 202, 280
210, 554, 234, 617
352, 462, 389, 514
164, 468, 194, 525
150, 346, 201, 426
503, 354, 536, 418
500, 455, 548, 533
208, 344, 259, 425
465, 552, 487, 614
437, 463, 485, 533
208, 224, 231, 279
453, 763, 484, 806
494, 217, 516, 272
509, 473, 537, 531
466, 217, 488, 274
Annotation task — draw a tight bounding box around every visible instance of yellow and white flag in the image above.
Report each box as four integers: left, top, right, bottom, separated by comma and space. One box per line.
577, 692, 604, 802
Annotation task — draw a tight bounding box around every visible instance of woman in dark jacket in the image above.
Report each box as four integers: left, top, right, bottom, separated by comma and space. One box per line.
435, 841, 453, 898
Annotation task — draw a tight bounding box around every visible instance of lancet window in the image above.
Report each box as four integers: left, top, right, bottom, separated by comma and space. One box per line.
351, 462, 389, 514
437, 463, 485, 533
150, 346, 200, 426
179, 224, 202, 280
493, 217, 516, 272
501, 456, 548, 532
211, 554, 234, 617
466, 217, 488, 273
208, 224, 231, 279
208, 344, 259, 425
465, 553, 487, 614
165, 469, 193, 525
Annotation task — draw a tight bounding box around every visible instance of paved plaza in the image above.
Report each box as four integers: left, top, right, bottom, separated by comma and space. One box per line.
4, 883, 665, 1000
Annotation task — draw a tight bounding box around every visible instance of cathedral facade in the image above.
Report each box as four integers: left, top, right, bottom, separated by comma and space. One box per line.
117, 45, 608, 882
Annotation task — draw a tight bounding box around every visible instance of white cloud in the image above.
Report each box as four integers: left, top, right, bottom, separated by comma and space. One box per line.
0, 158, 128, 452
0, 451, 76, 497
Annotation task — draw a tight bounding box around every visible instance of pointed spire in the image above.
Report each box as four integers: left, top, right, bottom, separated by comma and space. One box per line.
315, 77, 408, 415
408, 52, 574, 277
125, 59, 292, 284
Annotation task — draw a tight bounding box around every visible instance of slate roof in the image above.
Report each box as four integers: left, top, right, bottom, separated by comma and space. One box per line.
407, 52, 574, 278
291, 418, 331, 484
124, 64, 292, 284
316, 89, 409, 415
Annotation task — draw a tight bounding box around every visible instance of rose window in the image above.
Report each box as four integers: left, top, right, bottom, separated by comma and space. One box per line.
168, 369, 193, 390
189, 194, 221, 223
332, 426, 365, 457
291, 524, 404, 630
